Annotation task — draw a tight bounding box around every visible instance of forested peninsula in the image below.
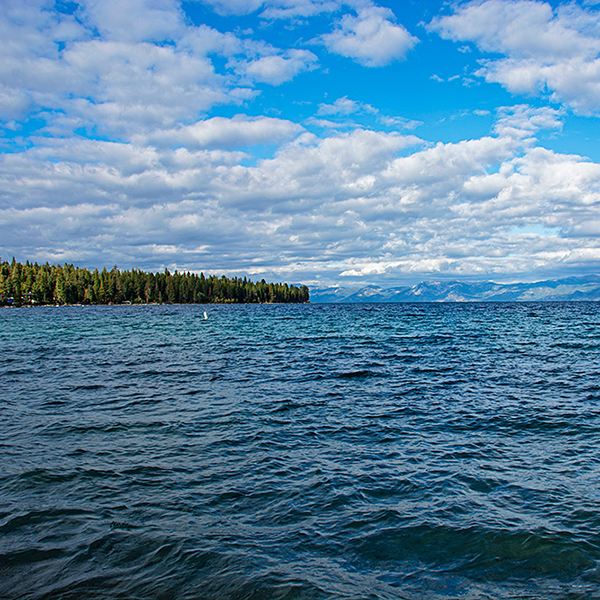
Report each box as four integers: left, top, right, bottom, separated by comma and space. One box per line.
0, 259, 310, 306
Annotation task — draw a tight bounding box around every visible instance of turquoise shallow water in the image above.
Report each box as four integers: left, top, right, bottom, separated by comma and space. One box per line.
2, 302, 600, 599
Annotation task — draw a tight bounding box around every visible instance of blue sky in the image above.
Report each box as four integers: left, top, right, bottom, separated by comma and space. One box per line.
3, 0, 600, 287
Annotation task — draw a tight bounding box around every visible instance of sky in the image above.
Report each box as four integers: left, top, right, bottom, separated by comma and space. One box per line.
3, 0, 600, 287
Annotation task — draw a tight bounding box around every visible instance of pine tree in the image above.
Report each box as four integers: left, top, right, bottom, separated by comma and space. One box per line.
0, 259, 309, 305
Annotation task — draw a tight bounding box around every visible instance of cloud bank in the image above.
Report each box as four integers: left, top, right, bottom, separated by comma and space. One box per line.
4, 106, 600, 284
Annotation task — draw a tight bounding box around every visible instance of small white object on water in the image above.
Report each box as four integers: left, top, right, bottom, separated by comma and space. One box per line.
203, 311, 208, 320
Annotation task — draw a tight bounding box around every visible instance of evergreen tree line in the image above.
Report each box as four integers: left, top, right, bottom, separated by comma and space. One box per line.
0, 258, 309, 306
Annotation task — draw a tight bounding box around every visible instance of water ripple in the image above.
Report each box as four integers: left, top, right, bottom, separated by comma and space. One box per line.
2, 303, 600, 599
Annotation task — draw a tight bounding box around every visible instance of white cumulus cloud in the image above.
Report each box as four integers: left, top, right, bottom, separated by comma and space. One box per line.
79, 0, 185, 42
493, 104, 564, 138
198, 0, 265, 15
139, 115, 304, 149
317, 96, 373, 115
0, 1, 324, 140
243, 49, 318, 84
200, 0, 338, 18
322, 6, 417, 67
430, 0, 600, 114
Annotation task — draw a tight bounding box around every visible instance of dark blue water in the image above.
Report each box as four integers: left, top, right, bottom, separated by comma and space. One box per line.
2, 303, 600, 599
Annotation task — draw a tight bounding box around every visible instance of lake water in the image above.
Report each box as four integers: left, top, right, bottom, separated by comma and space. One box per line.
2, 302, 600, 599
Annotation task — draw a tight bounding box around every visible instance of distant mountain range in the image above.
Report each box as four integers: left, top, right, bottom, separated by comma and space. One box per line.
309, 275, 600, 303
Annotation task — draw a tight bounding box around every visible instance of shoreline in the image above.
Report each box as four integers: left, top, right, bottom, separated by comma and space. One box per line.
1, 300, 311, 308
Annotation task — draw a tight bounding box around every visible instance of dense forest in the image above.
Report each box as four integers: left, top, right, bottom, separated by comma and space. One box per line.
0, 258, 309, 306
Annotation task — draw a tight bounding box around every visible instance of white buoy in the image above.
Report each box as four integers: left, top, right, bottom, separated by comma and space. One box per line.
203, 311, 208, 320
